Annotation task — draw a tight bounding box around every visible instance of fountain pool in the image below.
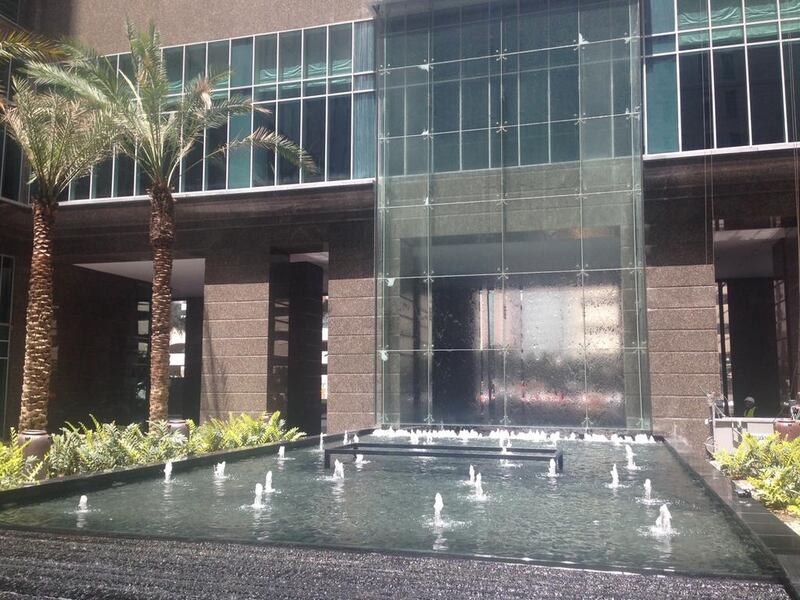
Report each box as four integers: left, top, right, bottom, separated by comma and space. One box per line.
0, 431, 777, 577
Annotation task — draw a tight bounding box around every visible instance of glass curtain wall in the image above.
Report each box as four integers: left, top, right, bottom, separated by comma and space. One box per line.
376, 0, 648, 429
644, 0, 800, 154
66, 20, 376, 202
0, 255, 13, 433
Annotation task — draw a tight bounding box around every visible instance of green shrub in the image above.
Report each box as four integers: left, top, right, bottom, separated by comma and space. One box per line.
47, 416, 190, 477
0, 430, 42, 490
189, 412, 303, 454
716, 433, 800, 513
45, 412, 303, 479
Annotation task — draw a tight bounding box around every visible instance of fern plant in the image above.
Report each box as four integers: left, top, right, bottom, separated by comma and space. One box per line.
0, 430, 42, 490
716, 433, 800, 512
190, 412, 303, 454
45, 412, 304, 479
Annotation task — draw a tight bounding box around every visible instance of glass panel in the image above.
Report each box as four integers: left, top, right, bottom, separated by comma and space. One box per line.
184, 44, 206, 87
550, 65, 579, 120
71, 175, 90, 201
433, 81, 459, 133
429, 201, 502, 276
279, 30, 302, 81
382, 350, 429, 423
228, 104, 252, 189
328, 95, 352, 180
91, 157, 113, 198
113, 153, 135, 197
302, 97, 326, 183
679, 51, 713, 149
2, 135, 20, 201
679, 0, 710, 28
431, 349, 504, 424
645, 0, 676, 34
181, 139, 204, 193
645, 55, 679, 153
304, 27, 327, 79
277, 100, 301, 183
749, 45, 785, 143
230, 37, 253, 88
645, 34, 676, 53
207, 40, 229, 88
353, 92, 376, 178
679, 30, 711, 48
714, 47, 749, 147
329, 23, 353, 75
255, 34, 278, 84
252, 104, 276, 186
710, 0, 743, 25
519, 124, 548, 164
254, 85, 277, 102
781, 0, 800, 18
747, 22, 779, 40
354, 21, 375, 72
712, 25, 744, 44
746, 0, 778, 21
204, 123, 228, 190
118, 53, 134, 83
164, 46, 183, 94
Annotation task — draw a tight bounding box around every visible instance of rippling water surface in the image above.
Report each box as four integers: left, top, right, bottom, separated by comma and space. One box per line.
0, 433, 773, 576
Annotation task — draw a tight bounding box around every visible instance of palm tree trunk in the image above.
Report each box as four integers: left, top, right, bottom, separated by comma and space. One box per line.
18, 199, 56, 431
148, 182, 175, 423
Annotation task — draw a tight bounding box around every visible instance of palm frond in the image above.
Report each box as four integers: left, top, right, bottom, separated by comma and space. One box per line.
0, 30, 62, 63
2, 77, 119, 201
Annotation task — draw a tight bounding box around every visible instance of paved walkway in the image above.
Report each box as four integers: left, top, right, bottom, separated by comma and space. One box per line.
0, 529, 791, 599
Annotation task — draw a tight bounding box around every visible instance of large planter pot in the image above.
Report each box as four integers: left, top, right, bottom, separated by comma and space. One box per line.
167, 418, 189, 437
775, 419, 800, 441
17, 429, 52, 462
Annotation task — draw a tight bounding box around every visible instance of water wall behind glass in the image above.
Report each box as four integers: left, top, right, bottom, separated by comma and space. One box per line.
376, 0, 649, 429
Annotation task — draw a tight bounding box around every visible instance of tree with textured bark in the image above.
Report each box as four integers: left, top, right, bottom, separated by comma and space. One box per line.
29, 22, 314, 423
2, 80, 117, 431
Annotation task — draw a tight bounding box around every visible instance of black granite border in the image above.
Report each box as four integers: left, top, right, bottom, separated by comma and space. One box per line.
663, 436, 800, 599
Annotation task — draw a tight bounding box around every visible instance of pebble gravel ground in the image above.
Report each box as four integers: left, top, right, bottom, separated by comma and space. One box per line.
0, 529, 791, 599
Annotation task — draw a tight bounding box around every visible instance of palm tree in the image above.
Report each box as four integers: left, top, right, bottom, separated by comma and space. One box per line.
30, 22, 314, 423
2, 80, 117, 430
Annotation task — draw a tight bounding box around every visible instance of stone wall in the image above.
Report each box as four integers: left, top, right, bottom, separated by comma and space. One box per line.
326, 220, 375, 432
646, 265, 720, 448
27, 0, 373, 54
201, 244, 270, 422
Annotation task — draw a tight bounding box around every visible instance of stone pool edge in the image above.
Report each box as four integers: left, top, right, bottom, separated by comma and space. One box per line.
663, 436, 800, 598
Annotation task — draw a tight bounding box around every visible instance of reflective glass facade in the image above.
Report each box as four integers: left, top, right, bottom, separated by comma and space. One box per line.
376, 0, 649, 428
66, 20, 376, 201
0, 255, 13, 433
644, 0, 800, 153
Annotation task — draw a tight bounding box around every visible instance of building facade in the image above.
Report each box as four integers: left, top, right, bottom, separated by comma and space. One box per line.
1, 0, 799, 447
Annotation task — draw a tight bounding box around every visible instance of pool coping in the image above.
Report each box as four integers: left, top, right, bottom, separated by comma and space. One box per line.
0, 427, 796, 597
663, 436, 800, 598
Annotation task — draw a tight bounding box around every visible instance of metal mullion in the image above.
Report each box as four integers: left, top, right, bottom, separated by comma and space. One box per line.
708, 0, 719, 148
675, 0, 684, 150
744, 42, 754, 145
250, 35, 256, 188
225, 40, 232, 189
202, 42, 208, 190
780, 36, 791, 141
